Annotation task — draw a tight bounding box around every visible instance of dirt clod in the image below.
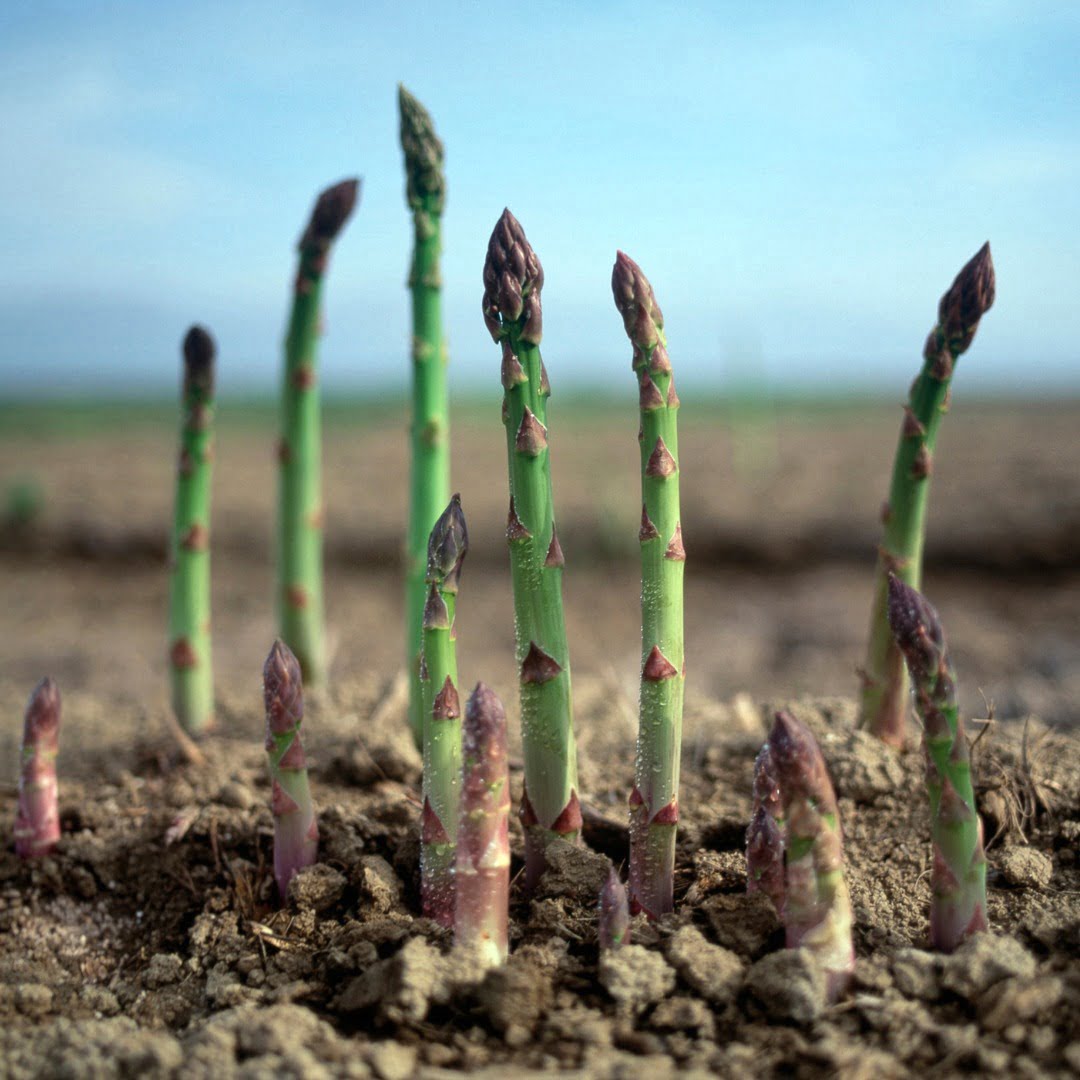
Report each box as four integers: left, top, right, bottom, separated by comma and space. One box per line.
746, 948, 827, 1024
978, 975, 1064, 1031
997, 845, 1053, 889
664, 924, 744, 1005
598, 944, 677, 1013
288, 863, 347, 913
940, 933, 1037, 999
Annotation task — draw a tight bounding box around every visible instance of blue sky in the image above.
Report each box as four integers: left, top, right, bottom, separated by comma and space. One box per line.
1, 1, 1078, 396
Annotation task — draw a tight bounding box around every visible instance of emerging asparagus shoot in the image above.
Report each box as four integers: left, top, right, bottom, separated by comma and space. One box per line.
483, 209, 580, 888
399, 85, 452, 751
598, 867, 630, 951
887, 575, 988, 951
168, 325, 216, 736
860, 243, 995, 746
765, 710, 854, 1001
746, 742, 785, 911
612, 251, 685, 918
420, 494, 468, 926
264, 639, 318, 900
14, 678, 61, 859
454, 682, 511, 968
277, 178, 360, 689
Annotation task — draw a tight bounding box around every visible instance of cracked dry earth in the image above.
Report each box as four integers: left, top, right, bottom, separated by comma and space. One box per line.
1, 678, 1078, 1079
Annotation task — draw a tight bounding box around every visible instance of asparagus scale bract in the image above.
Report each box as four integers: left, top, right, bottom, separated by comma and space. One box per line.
399, 86, 451, 751
483, 209, 580, 889
14, 678, 61, 859
420, 494, 468, 926
765, 710, 854, 1000
168, 326, 216, 736
455, 683, 511, 968
277, 178, 360, 689
264, 639, 318, 900
612, 251, 685, 918
887, 575, 988, 951
860, 243, 995, 746
746, 742, 785, 911
598, 867, 630, 951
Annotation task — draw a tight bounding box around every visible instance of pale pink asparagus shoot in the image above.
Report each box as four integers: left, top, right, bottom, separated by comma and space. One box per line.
746, 742, 785, 910
598, 866, 630, 950
264, 639, 318, 899
768, 710, 854, 1001
14, 678, 61, 858
454, 683, 510, 967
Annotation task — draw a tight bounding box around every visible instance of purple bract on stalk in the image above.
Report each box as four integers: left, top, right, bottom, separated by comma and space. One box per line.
263, 639, 318, 900
14, 678, 61, 859
746, 742, 785, 910
598, 866, 630, 951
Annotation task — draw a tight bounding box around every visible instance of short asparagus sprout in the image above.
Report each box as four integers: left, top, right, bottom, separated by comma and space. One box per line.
483, 209, 580, 889
598, 867, 630, 951
860, 243, 995, 746
277, 178, 360, 689
746, 742, 785, 911
765, 710, 854, 1001
420, 494, 468, 926
887, 575, 988, 951
612, 250, 685, 919
168, 325, 216, 737
454, 682, 511, 968
399, 85, 452, 752
264, 639, 318, 900
14, 678, 61, 858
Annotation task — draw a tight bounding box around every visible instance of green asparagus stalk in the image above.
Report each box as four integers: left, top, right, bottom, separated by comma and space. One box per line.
612, 251, 685, 918
455, 682, 511, 967
598, 867, 630, 951
168, 325, 216, 736
860, 243, 995, 746
399, 85, 451, 751
14, 678, 61, 859
887, 575, 988, 951
768, 710, 854, 1001
746, 742, 785, 911
420, 494, 468, 926
277, 178, 360, 689
264, 639, 318, 900
483, 209, 579, 889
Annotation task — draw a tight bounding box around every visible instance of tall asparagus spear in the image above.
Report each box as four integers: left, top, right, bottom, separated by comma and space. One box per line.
768, 710, 854, 1001
887, 575, 988, 951
455, 682, 511, 968
264, 639, 318, 900
420, 494, 468, 926
859, 243, 995, 746
612, 251, 685, 918
399, 86, 451, 751
746, 742, 785, 911
483, 209, 580, 889
168, 325, 216, 736
14, 678, 61, 859
277, 178, 360, 689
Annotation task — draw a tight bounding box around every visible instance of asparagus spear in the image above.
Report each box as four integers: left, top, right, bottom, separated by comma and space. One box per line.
612, 251, 685, 918
746, 742, 785, 911
455, 682, 511, 967
768, 710, 854, 1001
483, 209, 579, 888
264, 639, 318, 899
277, 178, 360, 689
168, 325, 216, 737
399, 86, 452, 751
887, 575, 988, 951
420, 494, 468, 926
598, 867, 630, 951
14, 678, 61, 858
860, 243, 995, 746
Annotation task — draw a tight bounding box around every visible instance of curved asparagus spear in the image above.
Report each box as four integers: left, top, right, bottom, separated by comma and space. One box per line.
399, 86, 451, 751
264, 639, 318, 900
277, 178, 360, 689
768, 710, 854, 1001
483, 209, 579, 889
168, 325, 216, 736
860, 243, 995, 745
420, 494, 468, 926
598, 867, 630, 951
455, 682, 511, 967
887, 575, 988, 951
612, 251, 685, 918
14, 678, 61, 858
746, 742, 785, 911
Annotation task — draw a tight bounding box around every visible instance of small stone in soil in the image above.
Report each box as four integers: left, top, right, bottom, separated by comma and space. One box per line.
599, 944, 677, 1013
366, 1040, 418, 1080
746, 949, 827, 1025
996, 846, 1053, 889
940, 934, 1036, 1000
664, 925, 744, 1006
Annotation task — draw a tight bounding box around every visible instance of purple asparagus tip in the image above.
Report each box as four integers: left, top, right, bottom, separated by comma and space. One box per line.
426, 493, 469, 594
264, 638, 304, 737
598, 866, 630, 950
482, 208, 544, 346
14, 677, 62, 859
298, 178, 361, 254
398, 84, 445, 213
886, 573, 948, 685
611, 250, 664, 349
182, 325, 216, 396
938, 242, 995, 354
